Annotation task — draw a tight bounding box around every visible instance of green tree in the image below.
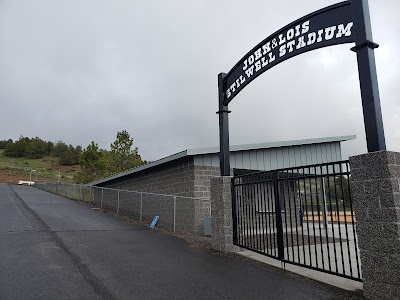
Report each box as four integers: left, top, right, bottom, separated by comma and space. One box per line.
25, 137, 48, 159
109, 130, 144, 174
0, 139, 13, 149
75, 142, 109, 183
4, 136, 29, 157
46, 141, 54, 155
59, 145, 81, 165
325, 176, 352, 210
52, 141, 68, 157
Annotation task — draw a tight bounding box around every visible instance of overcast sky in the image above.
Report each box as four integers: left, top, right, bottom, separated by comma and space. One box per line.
0, 0, 398, 161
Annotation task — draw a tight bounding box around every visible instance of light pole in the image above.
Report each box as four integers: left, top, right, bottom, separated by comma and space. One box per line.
30, 169, 37, 182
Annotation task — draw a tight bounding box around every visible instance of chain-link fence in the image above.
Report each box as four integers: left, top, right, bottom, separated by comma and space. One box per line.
34, 182, 211, 234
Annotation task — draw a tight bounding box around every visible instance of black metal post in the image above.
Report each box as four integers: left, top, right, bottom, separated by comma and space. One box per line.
351, 0, 386, 152
231, 177, 238, 244
217, 73, 231, 176
273, 171, 285, 261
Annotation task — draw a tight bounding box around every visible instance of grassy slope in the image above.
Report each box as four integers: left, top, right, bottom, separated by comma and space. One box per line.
0, 149, 80, 183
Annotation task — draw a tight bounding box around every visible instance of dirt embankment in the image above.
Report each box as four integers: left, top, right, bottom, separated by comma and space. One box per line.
0, 169, 61, 184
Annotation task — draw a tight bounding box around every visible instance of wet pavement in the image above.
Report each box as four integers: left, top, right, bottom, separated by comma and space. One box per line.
0, 183, 364, 299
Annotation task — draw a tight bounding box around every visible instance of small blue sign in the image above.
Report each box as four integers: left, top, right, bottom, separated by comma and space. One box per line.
149, 216, 159, 228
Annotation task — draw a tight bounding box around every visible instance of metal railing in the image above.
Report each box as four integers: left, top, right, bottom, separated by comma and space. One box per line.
34, 182, 210, 234
232, 161, 362, 281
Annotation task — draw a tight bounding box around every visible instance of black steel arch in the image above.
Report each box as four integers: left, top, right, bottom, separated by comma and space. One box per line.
218, 0, 386, 176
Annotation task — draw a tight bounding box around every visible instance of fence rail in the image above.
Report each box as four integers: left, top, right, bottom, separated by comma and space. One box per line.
34, 182, 210, 234
232, 161, 362, 281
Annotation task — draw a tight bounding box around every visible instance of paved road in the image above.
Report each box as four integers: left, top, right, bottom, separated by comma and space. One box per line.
0, 183, 364, 299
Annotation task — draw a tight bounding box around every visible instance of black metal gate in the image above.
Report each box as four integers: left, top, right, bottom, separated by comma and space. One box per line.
232, 161, 362, 281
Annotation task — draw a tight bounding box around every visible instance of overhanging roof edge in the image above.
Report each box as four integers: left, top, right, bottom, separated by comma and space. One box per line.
89, 135, 356, 186
89, 150, 188, 186
186, 135, 356, 156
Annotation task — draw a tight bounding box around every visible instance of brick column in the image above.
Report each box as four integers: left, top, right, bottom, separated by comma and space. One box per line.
349, 151, 400, 300
210, 176, 239, 252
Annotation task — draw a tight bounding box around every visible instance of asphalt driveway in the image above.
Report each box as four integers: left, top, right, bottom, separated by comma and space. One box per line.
0, 183, 363, 299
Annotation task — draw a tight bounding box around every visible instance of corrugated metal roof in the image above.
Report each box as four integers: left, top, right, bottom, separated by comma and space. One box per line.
90, 135, 356, 186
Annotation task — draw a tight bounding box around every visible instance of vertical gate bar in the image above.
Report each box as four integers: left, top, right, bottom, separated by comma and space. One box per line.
314, 166, 325, 271
256, 174, 265, 252
292, 169, 301, 263
252, 175, 260, 251
321, 166, 332, 272
238, 179, 245, 246
263, 179, 271, 255
117, 190, 120, 215
273, 171, 284, 261
326, 170, 339, 273
265, 179, 273, 255
241, 179, 247, 247
249, 176, 256, 250
302, 168, 312, 266
346, 162, 362, 279
244, 179, 251, 249
253, 175, 259, 250
333, 166, 345, 275
248, 175, 256, 250
254, 176, 260, 251
308, 167, 318, 268
101, 188, 104, 208
286, 172, 295, 263
270, 177, 277, 257
321, 176, 329, 228
236, 179, 241, 245
231, 178, 238, 244
300, 174, 307, 265
339, 163, 353, 277
258, 177, 266, 253
281, 173, 290, 260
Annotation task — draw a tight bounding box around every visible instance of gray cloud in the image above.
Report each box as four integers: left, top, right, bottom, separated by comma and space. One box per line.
0, 0, 398, 161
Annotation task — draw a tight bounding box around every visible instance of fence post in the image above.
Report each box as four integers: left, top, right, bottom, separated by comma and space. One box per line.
101, 188, 103, 208
79, 184, 82, 201
117, 190, 120, 215
89, 187, 91, 205
140, 193, 143, 221
173, 196, 176, 232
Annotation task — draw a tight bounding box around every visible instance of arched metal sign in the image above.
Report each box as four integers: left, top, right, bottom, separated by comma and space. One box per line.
218, 0, 386, 176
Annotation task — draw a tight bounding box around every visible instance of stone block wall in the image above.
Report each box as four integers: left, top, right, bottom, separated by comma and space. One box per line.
350, 151, 400, 300
95, 157, 221, 234
210, 176, 240, 252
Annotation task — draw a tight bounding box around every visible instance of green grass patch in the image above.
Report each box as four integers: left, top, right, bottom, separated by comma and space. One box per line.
0, 149, 80, 182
